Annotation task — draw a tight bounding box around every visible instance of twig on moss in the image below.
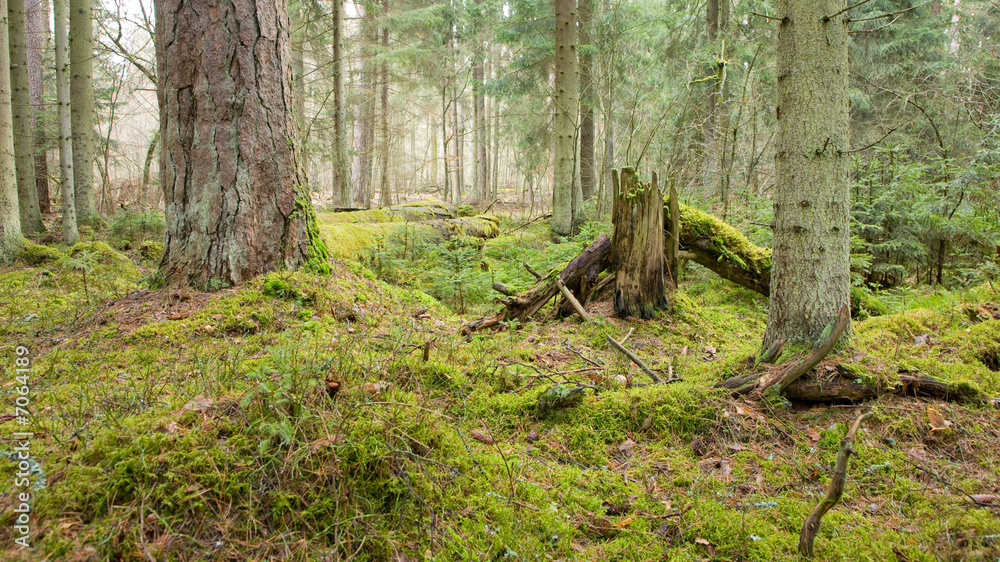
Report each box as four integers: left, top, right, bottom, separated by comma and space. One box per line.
799, 410, 872, 557
607, 335, 663, 383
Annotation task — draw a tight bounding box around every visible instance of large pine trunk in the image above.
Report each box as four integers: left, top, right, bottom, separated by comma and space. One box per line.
0, 0, 25, 261
155, 0, 326, 289
764, 0, 851, 348
578, 0, 596, 203
612, 168, 667, 318
9, 0, 41, 234
69, 0, 94, 223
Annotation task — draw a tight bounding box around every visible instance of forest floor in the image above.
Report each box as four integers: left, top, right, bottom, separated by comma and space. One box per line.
0, 209, 999, 561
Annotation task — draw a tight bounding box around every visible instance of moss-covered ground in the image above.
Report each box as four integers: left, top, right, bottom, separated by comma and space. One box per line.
0, 212, 998, 560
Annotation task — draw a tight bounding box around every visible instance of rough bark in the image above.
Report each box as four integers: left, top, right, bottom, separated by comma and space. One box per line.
156, 0, 328, 289
578, 0, 596, 203
0, 0, 25, 261
332, 0, 350, 207
9, 0, 41, 234
551, 0, 579, 237
764, 0, 851, 348
69, 0, 95, 223
26, 0, 48, 214
53, 0, 76, 243
612, 168, 667, 319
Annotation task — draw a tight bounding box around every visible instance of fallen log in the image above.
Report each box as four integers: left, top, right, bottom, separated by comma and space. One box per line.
719, 362, 987, 403
670, 200, 772, 297
462, 234, 612, 334
318, 199, 456, 224
319, 215, 500, 260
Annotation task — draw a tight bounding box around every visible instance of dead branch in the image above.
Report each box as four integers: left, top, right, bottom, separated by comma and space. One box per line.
556, 277, 591, 321
799, 411, 872, 557
607, 335, 663, 383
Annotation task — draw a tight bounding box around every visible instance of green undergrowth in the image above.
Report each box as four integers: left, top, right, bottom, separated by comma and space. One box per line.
0, 231, 998, 560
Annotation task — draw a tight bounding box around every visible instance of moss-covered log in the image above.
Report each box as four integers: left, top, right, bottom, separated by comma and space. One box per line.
612, 168, 668, 319
669, 199, 772, 297
718, 362, 986, 403
318, 199, 455, 224
319, 215, 500, 260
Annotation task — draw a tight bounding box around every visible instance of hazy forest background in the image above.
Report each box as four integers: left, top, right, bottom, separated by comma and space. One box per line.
1, 0, 1000, 558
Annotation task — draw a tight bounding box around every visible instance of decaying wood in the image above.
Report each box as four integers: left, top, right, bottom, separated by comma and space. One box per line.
717, 305, 850, 397
720, 362, 986, 403
492, 281, 515, 296
799, 411, 872, 557
612, 168, 668, 319
755, 304, 851, 397
607, 335, 663, 383
671, 200, 772, 297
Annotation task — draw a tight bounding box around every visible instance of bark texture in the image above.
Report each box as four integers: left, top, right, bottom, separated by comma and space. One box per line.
9, 0, 41, 234
551, 0, 579, 237
764, 0, 851, 348
612, 168, 667, 319
156, 0, 328, 289
26, 0, 49, 214
332, 0, 350, 207
69, 0, 95, 223
54, 0, 77, 243
578, 0, 595, 203
0, 0, 25, 261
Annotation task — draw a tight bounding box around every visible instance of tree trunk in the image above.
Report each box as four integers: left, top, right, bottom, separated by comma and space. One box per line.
332, 0, 350, 207
9, 0, 41, 234
290, 2, 308, 182
763, 0, 851, 349
473, 54, 487, 205
0, 0, 25, 261
578, 0, 596, 203
139, 129, 159, 208
26, 0, 48, 214
53, 0, 76, 243
612, 168, 667, 319
441, 84, 450, 202
69, 0, 94, 224
155, 0, 328, 289
552, 0, 579, 237
378, 2, 390, 208
351, 12, 375, 208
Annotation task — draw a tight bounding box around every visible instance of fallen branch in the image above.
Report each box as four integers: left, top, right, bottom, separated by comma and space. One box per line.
556, 277, 591, 321
799, 411, 872, 557
607, 335, 663, 383
754, 305, 851, 397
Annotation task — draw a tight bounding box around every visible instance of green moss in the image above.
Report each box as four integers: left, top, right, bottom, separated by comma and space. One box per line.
19, 243, 64, 265
851, 285, 889, 319
676, 201, 773, 276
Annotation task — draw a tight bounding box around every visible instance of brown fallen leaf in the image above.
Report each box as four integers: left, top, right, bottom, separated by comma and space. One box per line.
926, 405, 953, 432
615, 516, 634, 528
182, 395, 213, 412
469, 430, 495, 445
806, 427, 821, 442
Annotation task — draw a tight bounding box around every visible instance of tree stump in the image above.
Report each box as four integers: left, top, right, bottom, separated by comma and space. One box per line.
612, 168, 668, 319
